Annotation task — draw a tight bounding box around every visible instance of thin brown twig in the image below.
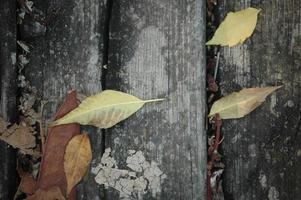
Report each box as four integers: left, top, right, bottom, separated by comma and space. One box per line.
38, 101, 47, 153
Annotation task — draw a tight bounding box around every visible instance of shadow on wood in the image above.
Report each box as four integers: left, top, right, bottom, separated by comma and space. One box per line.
0, 0, 19, 199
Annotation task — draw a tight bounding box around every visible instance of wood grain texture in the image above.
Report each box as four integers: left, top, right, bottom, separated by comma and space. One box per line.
23, 0, 106, 198
218, 1, 301, 199
0, 0, 19, 199
105, 0, 206, 199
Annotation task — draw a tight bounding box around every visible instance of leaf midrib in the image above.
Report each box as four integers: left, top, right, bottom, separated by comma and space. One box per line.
210, 94, 259, 116
58, 99, 164, 122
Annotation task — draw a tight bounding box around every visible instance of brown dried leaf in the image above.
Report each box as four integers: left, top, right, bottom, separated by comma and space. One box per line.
37, 90, 79, 199
64, 133, 92, 196
19, 173, 38, 195
26, 187, 65, 200
0, 118, 38, 156
0, 117, 7, 130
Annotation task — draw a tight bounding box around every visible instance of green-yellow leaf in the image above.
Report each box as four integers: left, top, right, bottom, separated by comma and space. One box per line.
51, 90, 163, 128
206, 7, 261, 47
64, 134, 92, 196
208, 86, 282, 119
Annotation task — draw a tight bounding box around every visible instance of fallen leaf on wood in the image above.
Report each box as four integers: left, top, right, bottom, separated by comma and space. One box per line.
37, 90, 79, 199
26, 187, 65, 200
0, 118, 39, 156
19, 173, 38, 195
51, 90, 164, 128
208, 86, 282, 119
206, 7, 261, 47
64, 133, 92, 196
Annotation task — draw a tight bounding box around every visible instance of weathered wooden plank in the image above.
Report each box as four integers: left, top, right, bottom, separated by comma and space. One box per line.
22, 0, 106, 198
218, 1, 301, 199
0, 0, 18, 199
105, 0, 206, 199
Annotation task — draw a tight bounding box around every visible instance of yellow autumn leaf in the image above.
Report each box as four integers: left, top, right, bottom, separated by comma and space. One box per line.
51, 90, 163, 128
206, 7, 261, 47
208, 86, 282, 119
64, 134, 92, 196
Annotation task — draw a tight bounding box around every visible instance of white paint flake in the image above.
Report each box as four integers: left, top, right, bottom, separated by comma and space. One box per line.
268, 186, 279, 200
259, 172, 267, 188
126, 150, 145, 172
92, 148, 166, 198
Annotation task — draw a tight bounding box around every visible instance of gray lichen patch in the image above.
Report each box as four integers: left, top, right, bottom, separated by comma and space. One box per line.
92, 148, 166, 199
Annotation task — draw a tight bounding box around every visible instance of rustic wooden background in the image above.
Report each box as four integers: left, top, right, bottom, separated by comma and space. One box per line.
1, 0, 206, 199
0, 0, 19, 199
1, 0, 301, 199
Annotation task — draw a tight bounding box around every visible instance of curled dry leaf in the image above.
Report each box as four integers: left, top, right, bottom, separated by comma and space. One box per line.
64, 133, 92, 196
208, 86, 282, 119
26, 187, 65, 200
206, 7, 261, 47
51, 90, 164, 128
0, 117, 39, 156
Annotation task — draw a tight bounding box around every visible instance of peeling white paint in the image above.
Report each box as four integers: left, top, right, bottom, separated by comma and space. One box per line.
268, 187, 279, 200
143, 161, 166, 197
92, 148, 166, 198
259, 172, 267, 188
126, 150, 145, 172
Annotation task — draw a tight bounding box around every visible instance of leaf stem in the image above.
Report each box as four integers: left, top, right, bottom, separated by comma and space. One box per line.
142, 98, 165, 103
